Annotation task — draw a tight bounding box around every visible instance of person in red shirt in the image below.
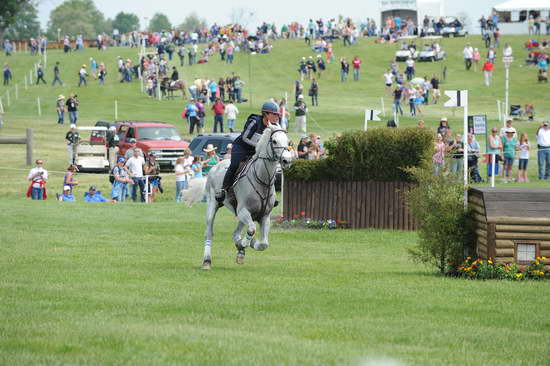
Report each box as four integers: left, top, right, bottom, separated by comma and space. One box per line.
482, 59, 494, 86
352, 56, 362, 81
211, 98, 225, 133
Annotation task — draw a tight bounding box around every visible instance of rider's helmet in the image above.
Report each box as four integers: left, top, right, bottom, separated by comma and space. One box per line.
261, 100, 280, 115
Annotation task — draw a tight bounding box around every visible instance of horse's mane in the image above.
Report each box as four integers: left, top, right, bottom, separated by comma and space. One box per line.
254, 124, 281, 158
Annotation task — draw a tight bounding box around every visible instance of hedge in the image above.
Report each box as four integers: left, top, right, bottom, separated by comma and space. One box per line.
285, 127, 434, 182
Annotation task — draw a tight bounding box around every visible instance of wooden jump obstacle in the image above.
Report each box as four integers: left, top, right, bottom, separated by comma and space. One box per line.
0, 128, 33, 165
469, 187, 550, 266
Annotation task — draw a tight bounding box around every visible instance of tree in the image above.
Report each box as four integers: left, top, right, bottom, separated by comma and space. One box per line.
178, 12, 207, 32
112, 11, 139, 34
4, 2, 41, 40
148, 13, 171, 32
229, 8, 254, 28
46, 0, 108, 40
0, 0, 37, 39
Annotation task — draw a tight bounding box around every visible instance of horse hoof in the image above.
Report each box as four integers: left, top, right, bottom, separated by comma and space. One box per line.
201, 260, 211, 270
236, 254, 245, 265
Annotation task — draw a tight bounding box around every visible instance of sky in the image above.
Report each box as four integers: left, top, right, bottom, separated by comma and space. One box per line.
37, 0, 505, 33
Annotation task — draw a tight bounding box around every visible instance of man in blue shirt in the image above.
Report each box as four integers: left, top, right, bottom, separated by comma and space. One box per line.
84, 185, 107, 202
185, 99, 200, 135
59, 185, 75, 201
216, 101, 281, 203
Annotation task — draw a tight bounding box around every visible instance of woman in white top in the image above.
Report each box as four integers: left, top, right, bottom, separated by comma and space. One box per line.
224, 101, 239, 132
517, 132, 530, 182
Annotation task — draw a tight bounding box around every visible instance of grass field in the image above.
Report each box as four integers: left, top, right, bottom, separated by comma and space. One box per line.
1, 34, 550, 365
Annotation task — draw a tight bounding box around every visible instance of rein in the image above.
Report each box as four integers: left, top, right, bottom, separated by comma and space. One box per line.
245, 128, 288, 218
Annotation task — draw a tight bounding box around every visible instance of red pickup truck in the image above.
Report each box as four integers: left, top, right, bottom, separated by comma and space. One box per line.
115, 121, 189, 168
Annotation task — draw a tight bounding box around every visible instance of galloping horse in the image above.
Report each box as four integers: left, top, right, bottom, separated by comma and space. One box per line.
191, 124, 293, 269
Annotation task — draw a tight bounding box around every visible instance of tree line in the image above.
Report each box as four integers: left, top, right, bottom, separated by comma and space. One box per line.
0, 0, 208, 41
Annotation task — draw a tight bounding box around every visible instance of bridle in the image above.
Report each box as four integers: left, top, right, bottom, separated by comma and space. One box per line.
245, 128, 289, 218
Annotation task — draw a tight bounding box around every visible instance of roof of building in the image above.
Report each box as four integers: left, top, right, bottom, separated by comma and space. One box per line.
469, 187, 550, 221
494, 0, 550, 11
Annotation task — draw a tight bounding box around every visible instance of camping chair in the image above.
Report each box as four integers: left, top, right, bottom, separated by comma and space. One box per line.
510, 105, 523, 120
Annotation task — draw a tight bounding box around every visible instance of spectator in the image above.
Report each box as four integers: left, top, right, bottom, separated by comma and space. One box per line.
224, 100, 239, 133
294, 80, 303, 102
482, 59, 494, 86
352, 56, 362, 81
430, 74, 440, 104
448, 133, 464, 173
294, 95, 308, 133
211, 98, 225, 133
433, 134, 445, 175
78, 64, 87, 87
144, 152, 161, 202
392, 85, 403, 116
56, 95, 65, 125
66, 93, 79, 125
202, 144, 219, 176
124, 138, 144, 159
472, 48, 481, 71
98, 63, 107, 85
384, 69, 394, 95
111, 157, 132, 202
26, 159, 48, 200
316, 55, 326, 79
487, 127, 502, 178
36, 63, 46, 85
279, 99, 289, 130
84, 186, 107, 202
309, 78, 319, 106
126, 149, 146, 202
437, 117, 450, 137
58, 185, 75, 202
463, 44, 474, 70
106, 126, 119, 169
467, 134, 482, 183
63, 164, 78, 193
191, 156, 204, 178
536, 121, 550, 180
340, 57, 349, 82
517, 132, 531, 183
175, 156, 189, 203
499, 119, 516, 138
297, 135, 310, 159
501, 128, 518, 183
224, 144, 233, 160
405, 57, 415, 81
65, 124, 80, 165
196, 99, 206, 133
234, 76, 245, 103
3, 63, 12, 86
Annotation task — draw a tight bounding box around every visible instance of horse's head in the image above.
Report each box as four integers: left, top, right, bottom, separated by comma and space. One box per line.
256, 124, 293, 169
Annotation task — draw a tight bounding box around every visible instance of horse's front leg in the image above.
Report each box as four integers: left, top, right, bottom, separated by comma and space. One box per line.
253, 215, 270, 251
233, 221, 246, 264
237, 207, 257, 249
202, 196, 219, 270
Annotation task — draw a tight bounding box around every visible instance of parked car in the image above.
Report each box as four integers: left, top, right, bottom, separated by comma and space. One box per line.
115, 121, 189, 169
188, 133, 282, 191
90, 120, 115, 145
74, 126, 110, 172
418, 45, 446, 62
395, 44, 419, 62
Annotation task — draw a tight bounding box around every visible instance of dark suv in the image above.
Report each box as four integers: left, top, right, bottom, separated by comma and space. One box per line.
189, 133, 282, 190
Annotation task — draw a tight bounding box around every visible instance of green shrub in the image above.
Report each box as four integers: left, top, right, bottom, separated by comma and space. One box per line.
285, 127, 434, 182
403, 165, 475, 274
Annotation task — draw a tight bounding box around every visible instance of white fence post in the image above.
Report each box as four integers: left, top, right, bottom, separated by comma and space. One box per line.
37, 97, 41, 116
6, 89, 10, 107
15, 84, 18, 100
380, 97, 385, 116
29, 69, 33, 84
24, 75, 28, 90
0, 97, 4, 113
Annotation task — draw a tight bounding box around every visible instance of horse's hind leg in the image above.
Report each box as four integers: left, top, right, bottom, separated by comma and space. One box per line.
202, 198, 219, 270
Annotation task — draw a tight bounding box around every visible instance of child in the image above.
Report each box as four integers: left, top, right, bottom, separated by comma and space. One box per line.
517, 132, 530, 182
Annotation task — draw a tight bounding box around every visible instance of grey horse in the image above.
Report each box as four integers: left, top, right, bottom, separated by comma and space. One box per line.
194, 124, 293, 270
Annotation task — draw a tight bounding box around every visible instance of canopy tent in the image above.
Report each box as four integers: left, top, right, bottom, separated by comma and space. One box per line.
494, 0, 550, 11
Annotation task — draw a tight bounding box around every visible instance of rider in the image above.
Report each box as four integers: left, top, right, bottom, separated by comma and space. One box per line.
215, 100, 281, 203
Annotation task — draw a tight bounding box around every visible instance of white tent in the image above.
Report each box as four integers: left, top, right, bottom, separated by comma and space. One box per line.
494, 0, 550, 11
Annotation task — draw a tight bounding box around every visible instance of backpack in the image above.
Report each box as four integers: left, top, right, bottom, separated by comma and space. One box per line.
109, 166, 118, 184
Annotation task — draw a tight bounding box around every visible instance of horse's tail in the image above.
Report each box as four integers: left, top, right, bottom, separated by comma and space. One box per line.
183, 177, 207, 207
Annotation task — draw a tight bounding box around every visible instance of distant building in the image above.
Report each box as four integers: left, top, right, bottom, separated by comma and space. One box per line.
380, 0, 445, 26
493, 0, 550, 34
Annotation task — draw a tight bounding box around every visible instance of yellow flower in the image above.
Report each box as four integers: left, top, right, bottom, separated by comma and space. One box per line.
515, 273, 524, 278
488, 260, 493, 264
